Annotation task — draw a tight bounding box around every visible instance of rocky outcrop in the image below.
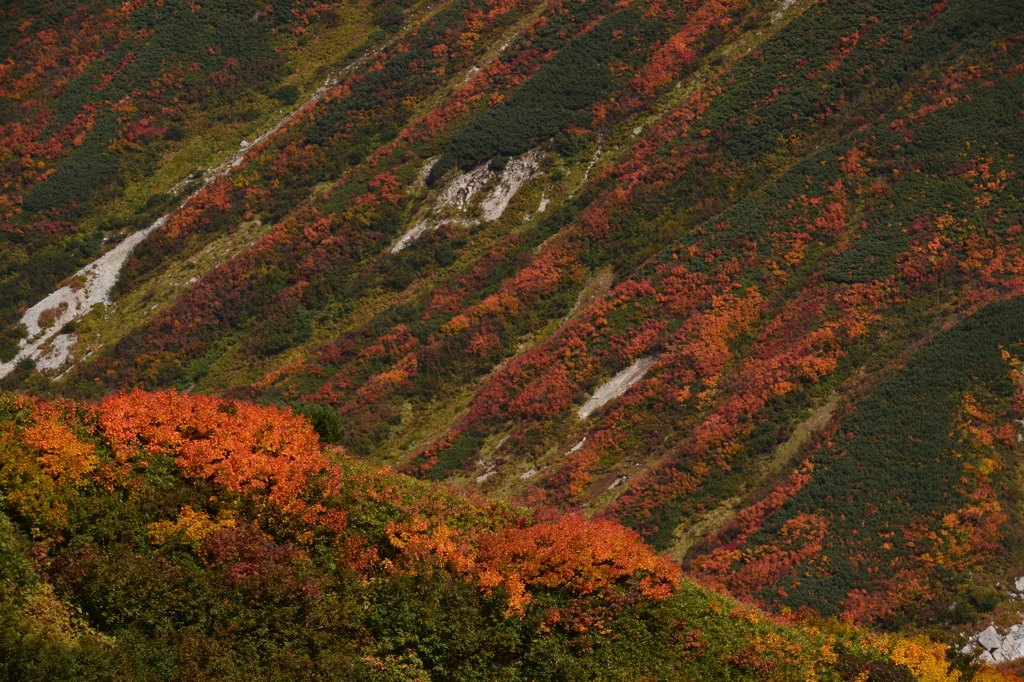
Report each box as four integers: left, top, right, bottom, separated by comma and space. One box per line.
578, 356, 657, 420
969, 625, 1024, 664
392, 150, 544, 253
479, 150, 543, 221
964, 578, 1024, 664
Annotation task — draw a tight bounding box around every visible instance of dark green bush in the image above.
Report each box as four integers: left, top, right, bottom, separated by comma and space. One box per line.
270, 84, 300, 106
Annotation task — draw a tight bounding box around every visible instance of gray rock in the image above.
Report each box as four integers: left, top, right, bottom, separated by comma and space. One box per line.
979, 625, 1003, 651
981, 650, 996, 665
1016, 576, 1024, 592
1003, 642, 1023, 662
1003, 635, 1024, 661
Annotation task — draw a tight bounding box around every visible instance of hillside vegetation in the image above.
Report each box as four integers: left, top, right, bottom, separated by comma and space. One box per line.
1, 0, 1024, 676
0, 389, 1001, 680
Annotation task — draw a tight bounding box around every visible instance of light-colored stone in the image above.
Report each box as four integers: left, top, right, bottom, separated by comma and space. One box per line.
0, 216, 165, 379
1001, 640, 1024, 661
578, 356, 657, 419
978, 626, 1002, 651
519, 468, 537, 480
438, 164, 492, 211
34, 333, 77, 372
394, 151, 542, 252
772, 0, 797, 23
391, 220, 431, 254
480, 150, 543, 222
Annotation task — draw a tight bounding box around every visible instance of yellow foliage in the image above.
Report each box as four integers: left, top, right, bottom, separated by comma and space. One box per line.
888, 636, 960, 682
148, 506, 235, 549
21, 582, 114, 647
973, 666, 1021, 682
0, 422, 82, 535
440, 314, 471, 336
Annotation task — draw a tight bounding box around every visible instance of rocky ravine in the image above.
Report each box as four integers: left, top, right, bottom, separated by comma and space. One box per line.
0, 217, 166, 379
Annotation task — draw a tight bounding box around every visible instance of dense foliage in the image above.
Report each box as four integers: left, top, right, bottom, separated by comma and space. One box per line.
692, 297, 1024, 624
2, 0, 1024, 671
0, 0, 351, 359
0, 389, 978, 680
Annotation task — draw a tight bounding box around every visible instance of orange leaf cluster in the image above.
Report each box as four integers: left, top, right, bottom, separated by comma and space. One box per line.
98, 390, 333, 516
474, 515, 681, 614
386, 512, 681, 616
22, 417, 98, 485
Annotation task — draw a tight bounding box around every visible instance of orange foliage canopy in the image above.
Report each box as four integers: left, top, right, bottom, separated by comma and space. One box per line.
386, 512, 681, 616
21, 416, 98, 484
98, 390, 334, 516
474, 515, 681, 614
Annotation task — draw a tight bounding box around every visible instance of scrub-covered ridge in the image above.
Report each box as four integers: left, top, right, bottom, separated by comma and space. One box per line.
0, 389, 1004, 680
2, 0, 1024, 677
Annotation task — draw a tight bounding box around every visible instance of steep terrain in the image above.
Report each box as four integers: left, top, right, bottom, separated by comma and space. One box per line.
0, 389, 999, 680
2, 0, 1024, 676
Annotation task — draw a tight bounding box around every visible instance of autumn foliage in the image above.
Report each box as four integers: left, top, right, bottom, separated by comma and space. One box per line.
2, 0, 1024, 660
5, 387, 1012, 680
0, 389, 680, 621
98, 389, 334, 516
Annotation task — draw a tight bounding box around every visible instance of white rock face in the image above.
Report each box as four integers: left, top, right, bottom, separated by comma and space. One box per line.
392, 150, 544, 253
479, 150, 543, 222
608, 475, 628, 490
414, 158, 438, 188
519, 468, 537, 480
1003, 632, 1024, 660
578, 356, 657, 420
0, 216, 165, 379
968, 621, 1024, 664
391, 220, 431, 254
438, 164, 493, 211
566, 438, 586, 455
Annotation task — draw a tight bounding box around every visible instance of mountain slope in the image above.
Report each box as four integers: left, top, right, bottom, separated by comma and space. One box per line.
0, 388, 1003, 680
2, 0, 1024, 657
